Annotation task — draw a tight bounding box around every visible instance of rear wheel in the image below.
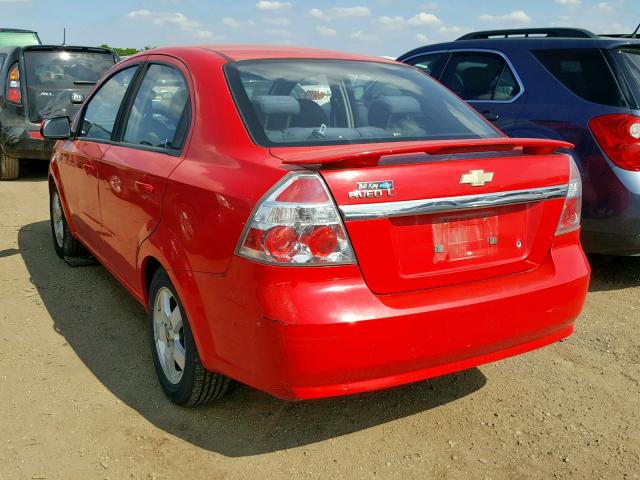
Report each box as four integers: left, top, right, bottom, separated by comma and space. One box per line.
148, 269, 230, 406
0, 152, 19, 180
49, 186, 85, 258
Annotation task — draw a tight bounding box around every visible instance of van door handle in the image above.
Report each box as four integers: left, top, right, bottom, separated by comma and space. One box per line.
482, 112, 500, 121
135, 181, 154, 194
82, 163, 96, 174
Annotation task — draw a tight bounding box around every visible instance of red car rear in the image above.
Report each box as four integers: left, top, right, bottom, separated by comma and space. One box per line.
44, 46, 590, 405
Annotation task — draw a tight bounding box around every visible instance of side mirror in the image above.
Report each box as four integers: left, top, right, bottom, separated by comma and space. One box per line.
41, 116, 71, 139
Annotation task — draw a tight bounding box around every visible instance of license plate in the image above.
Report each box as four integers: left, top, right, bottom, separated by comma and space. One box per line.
432, 212, 500, 263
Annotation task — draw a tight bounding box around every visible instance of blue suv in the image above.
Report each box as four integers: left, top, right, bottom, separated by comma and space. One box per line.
398, 28, 640, 255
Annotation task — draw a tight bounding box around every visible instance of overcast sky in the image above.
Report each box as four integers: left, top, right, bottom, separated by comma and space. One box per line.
1, 0, 638, 57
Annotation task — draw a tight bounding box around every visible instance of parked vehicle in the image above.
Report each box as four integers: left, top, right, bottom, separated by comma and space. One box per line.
398, 28, 640, 255
0, 28, 41, 47
0, 45, 118, 179
43, 45, 590, 405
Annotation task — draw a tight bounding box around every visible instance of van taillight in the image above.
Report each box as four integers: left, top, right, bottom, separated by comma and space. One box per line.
6, 64, 21, 105
589, 114, 640, 171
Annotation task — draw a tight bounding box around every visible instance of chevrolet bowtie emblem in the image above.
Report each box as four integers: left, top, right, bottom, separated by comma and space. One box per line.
460, 169, 494, 187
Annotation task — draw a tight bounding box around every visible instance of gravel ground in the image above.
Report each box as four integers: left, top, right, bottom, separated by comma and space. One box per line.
1, 162, 639, 480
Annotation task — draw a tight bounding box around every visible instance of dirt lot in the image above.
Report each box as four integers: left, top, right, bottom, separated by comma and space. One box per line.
1, 162, 639, 480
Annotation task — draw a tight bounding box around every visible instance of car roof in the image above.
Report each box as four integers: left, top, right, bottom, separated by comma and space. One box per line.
399, 36, 640, 60
138, 45, 399, 64
0, 28, 38, 33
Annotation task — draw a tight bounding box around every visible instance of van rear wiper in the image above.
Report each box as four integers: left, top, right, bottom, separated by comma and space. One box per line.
73, 80, 97, 85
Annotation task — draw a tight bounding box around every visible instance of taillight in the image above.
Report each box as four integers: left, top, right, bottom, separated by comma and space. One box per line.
237, 172, 356, 265
6, 64, 21, 105
589, 114, 640, 171
556, 156, 582, 235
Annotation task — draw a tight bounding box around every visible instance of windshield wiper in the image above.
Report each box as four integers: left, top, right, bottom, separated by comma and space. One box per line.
73, 80, 97, 85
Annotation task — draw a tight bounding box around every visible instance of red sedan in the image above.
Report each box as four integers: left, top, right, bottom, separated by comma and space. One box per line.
43, 46, 590, 405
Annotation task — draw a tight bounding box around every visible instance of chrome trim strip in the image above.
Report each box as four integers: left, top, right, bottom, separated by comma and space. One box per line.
402, 48, 526, 104
339, 184, 568, 220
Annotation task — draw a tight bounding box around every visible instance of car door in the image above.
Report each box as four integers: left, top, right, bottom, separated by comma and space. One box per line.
97, 58, 191, 291
436, 50, 527, 132
57, 64, 140, 250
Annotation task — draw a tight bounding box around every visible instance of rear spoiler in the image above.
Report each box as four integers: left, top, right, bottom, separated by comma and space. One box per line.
274, 138, 574, 167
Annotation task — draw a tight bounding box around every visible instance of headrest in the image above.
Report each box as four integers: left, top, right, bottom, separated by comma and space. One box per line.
252, 96, 300, 116
370, 96, 421, 116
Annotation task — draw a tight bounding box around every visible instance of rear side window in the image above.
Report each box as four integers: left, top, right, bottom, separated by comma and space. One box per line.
0, 54, 5, 72
534, 49, 626, 107
406, 52, 449, 77
440, 52, 521, 101
122, 64, 190, 150
79, 66, 138, 141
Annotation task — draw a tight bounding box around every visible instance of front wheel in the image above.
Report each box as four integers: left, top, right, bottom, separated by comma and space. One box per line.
49, 185, 86, 258
148, 269, 230, 406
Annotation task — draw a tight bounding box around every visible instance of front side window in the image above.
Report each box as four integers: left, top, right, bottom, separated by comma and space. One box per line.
79, 66, 137, 141
405, 52, 449, 78
122, 64, 190, 150
534, 49, 626, 107
225, 59, 501, 147
440, 52, 521, 101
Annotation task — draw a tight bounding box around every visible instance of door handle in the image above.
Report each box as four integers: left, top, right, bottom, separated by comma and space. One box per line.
82, 163, 96, 174
135, 181, 155, 194
482, 112, 500, 121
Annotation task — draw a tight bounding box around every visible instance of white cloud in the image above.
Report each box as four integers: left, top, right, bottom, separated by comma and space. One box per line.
127, 10, 215, 38
439, 25, 464, 35
264, 28, 292, 37
332, 6, 372, 18
416, 33, 429, 43
262, 17, 291, 26
316, 26, 337, 37
309, 8, 331, 21
554, 0, 581, 5
478, 10, 532, 25
597, 2, 613, 12
256, 1, 291, 10
222, 17, 241, 28
408, 12, 442, 27
349, 30, 374, 41
375, 16, 407, 31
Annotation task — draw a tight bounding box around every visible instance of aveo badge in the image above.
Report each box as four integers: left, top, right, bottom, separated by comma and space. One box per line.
348, 180, 395, 199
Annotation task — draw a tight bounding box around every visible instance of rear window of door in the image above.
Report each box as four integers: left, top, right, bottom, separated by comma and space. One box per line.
440, 51, 521, 101
405, 52, 449, 78
121, 64, 190, 151
534, 49, 626, 107
78, 66, 138, 141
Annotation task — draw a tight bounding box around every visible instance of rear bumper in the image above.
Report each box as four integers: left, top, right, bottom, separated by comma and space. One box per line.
1, 123, 55, 160
192, 231, 590, 400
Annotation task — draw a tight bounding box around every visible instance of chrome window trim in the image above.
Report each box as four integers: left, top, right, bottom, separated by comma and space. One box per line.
403, 48, 526, 104
339, 184, 568, 220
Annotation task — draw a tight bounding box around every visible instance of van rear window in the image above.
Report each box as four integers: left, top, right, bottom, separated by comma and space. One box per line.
610, 47, 640, 109
534, 49, 626, 107
24, 50, 115, 87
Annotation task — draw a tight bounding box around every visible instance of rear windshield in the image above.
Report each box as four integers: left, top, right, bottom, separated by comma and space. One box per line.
23, 50, 116, 122
0, 31, 39, 47
24, 50, 115, 87
225, 59, 501, 147
533, 49, 626, 107
610, 47, 640, 109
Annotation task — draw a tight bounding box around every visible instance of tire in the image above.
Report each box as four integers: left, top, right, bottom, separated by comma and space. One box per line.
0, 152, 19, 180
148, 269, 230, 406
49, 185, 85, 258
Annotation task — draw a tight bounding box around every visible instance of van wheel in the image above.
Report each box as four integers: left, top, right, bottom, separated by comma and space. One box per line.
0, 153, 19, 180
148, 269, 230, 406
50, 185, 85, 258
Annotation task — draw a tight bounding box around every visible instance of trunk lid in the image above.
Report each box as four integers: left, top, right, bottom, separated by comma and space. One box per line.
271, 139, 573, 294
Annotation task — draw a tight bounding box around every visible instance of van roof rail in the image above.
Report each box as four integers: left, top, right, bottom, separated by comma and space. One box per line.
457, 28, 598, 40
